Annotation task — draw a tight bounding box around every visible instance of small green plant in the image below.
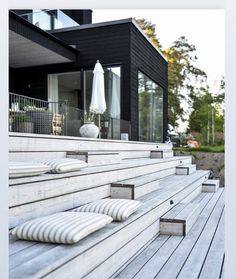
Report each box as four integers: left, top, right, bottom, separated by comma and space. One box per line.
217, 164, 225, 172
83, 111, 96, 123
14, 115, 32, 122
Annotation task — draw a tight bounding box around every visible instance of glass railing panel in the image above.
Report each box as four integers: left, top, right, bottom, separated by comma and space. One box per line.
9, 93, 130, 140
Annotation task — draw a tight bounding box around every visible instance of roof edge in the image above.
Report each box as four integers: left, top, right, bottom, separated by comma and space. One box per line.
50, 16, 167, 62
131, 19, 167, 62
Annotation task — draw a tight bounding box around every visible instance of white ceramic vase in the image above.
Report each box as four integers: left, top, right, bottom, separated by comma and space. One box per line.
79, 122, 99, 138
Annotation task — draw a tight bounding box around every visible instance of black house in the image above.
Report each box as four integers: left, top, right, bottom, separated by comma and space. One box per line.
9, 9, 168, 142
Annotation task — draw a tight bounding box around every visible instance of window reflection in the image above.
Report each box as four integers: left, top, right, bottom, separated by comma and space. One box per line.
138, 72, 163, 142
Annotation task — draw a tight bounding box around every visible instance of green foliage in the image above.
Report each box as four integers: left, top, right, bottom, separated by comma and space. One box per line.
83, 111, 96, 123
173, 145, 224, 153
188, 80, 224, 144
135, 17, 224, 138
163, 36, 207, 126
14, 114, 32, 122
134, 18, 162, 50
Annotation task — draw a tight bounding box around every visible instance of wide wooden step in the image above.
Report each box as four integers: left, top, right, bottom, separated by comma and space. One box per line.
150, 150, 174, 159
115, 189, 224, 279
66, 151, 121, 166
9, 156, 192, 228
176, 164, 196, 175
202, 179, 220, 192
160, 192, 212, 236
9, 170, 209, 279
110, 168, 175, 200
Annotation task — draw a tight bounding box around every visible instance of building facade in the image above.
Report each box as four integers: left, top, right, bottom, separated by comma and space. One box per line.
9, 9, 168, 142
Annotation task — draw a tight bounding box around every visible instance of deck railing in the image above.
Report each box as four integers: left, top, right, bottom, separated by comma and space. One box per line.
9, 93, 131, 140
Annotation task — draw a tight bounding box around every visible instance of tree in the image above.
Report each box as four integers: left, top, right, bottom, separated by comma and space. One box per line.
134, 17, 208, 128
163, 37, 207, 126
188, 82, 224, 144
134, 18, 162, 50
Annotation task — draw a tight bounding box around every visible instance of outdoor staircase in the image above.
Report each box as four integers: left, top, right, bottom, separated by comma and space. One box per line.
8, 133, 223, 279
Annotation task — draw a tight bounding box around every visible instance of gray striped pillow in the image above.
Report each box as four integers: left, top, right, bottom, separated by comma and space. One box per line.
11, 212, 113, 244
38, 158, 88, 173
9, 161, 51, 178
75, 199, 141, 221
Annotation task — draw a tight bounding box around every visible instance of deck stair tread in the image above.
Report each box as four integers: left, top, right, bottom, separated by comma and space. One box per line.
9, 170, 209, 279
161, 192, 207, 220
110, 167, 176, 199
202, 179, 220, 192
9, 156, 194, 228
150, 150, 174, 159
9, 156, 190, 186
66, 150, 121, 166
161, 192, 208, 221
160, 192, 212, 236
115, 188, 224, 279
176, 163, 196, 175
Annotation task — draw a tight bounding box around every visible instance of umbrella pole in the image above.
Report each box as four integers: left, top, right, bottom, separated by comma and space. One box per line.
98, 114, 101, 138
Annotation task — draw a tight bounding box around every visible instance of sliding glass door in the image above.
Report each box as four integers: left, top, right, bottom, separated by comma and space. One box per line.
138, 71, 164, 142
48, 66, 121, 139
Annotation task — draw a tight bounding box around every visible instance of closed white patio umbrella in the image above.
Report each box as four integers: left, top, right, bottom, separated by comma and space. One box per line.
90, 60, 106, 138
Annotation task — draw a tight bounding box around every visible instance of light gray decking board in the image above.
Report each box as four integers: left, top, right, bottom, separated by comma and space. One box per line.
199, 209, 225, 279
9, 171, 208, 278
139, 170, 209, 204
9, 171, 205, 253
115, 235, 170, 278
9, 238, 38, 256
155, 189, 224, 279
9, 133, 173, 153
119, 188, 223, 279
174, 193, 209, 220
84, 221, 160, 279
131, 193, 214, 278
10, 171, 209, 230
9, 156, 191, 186
133, 236, 184, 279
160, 192, 212, 236
10, 243, 56, 270
161, 192, 207, 220
9, 184, 110, 228
9, 158, 190, 207
113, 167, 176, 188
177, 191, 224, 279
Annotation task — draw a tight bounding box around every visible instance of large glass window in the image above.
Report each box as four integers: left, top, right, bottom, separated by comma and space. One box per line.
48, 66, 121, 139
138, 72, 164, 142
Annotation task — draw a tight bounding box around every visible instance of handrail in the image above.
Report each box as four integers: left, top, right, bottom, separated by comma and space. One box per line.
9, 93, 131, 139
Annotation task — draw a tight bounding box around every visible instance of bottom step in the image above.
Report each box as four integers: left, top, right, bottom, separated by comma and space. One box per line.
160, 192, 212, 236
202, 179, 220, 192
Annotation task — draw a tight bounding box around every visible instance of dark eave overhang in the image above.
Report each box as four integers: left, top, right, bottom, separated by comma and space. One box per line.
9, 11, 78, 68
51, 18, 167, 62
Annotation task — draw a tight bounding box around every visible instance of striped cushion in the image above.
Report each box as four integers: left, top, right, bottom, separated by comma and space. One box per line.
75, 199, 141, 221
38, 158, 88, 173
9, 161, 51, 178
11, 212, 113, 244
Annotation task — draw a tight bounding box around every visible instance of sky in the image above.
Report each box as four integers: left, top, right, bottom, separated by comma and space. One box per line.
92, 9, 225, 132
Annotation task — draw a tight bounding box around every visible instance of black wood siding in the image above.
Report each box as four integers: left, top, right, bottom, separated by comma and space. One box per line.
51, 23, 132, 124
130, 24, 168, 141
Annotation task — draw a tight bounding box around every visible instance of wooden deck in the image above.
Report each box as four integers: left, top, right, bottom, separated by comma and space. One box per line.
115, 188, 224, 279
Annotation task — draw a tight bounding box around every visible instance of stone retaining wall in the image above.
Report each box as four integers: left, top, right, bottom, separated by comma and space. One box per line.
174, 151, 225, 186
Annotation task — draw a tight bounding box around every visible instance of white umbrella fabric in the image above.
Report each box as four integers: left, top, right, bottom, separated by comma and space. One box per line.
90, 60, 106, 138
